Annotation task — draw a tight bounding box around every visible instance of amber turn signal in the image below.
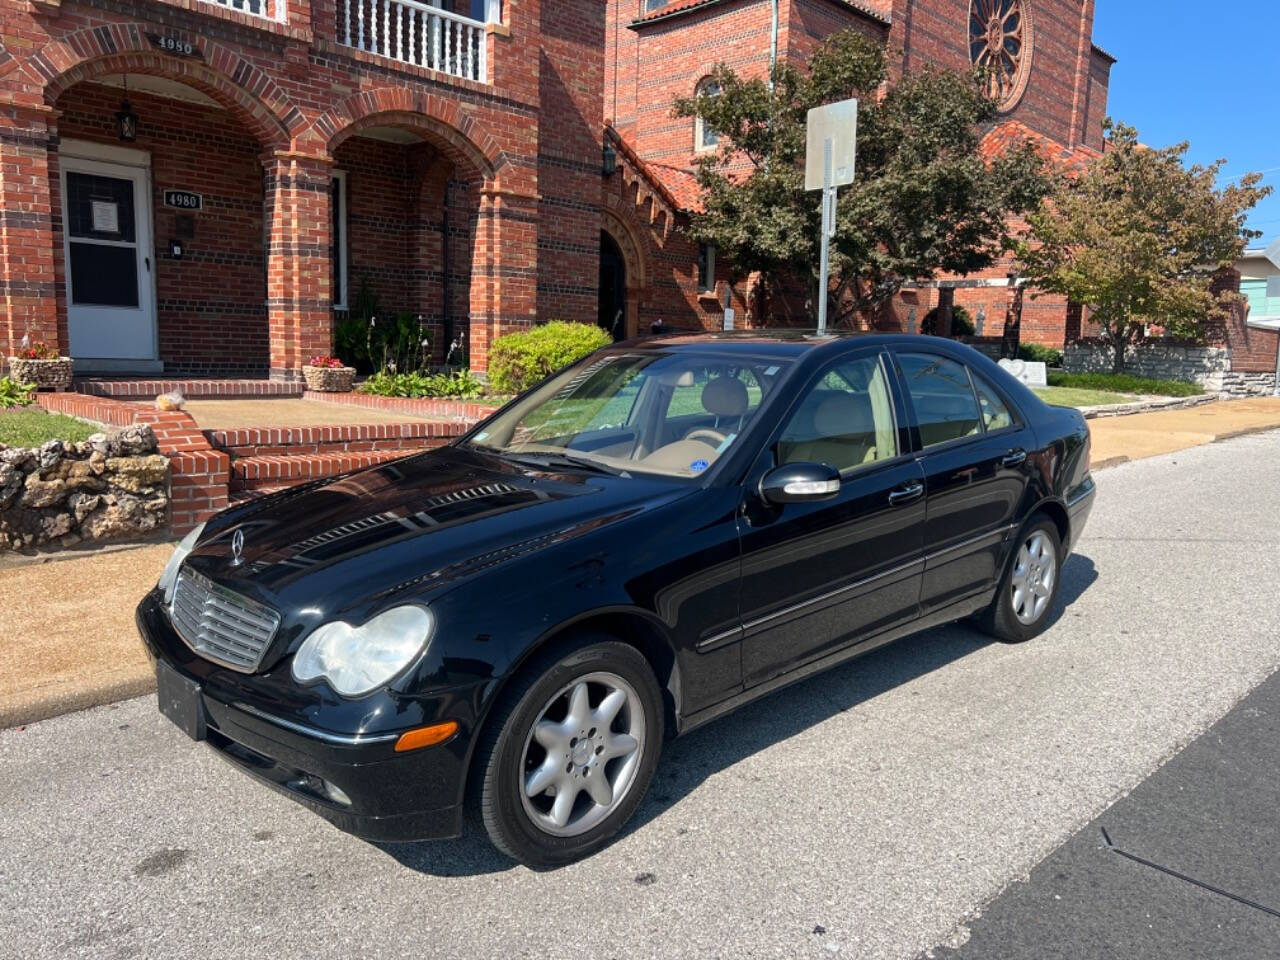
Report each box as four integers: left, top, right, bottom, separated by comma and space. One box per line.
394, 721, 459, 753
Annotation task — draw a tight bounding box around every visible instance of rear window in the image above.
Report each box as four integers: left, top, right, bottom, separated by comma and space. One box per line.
896, 353, 982, 448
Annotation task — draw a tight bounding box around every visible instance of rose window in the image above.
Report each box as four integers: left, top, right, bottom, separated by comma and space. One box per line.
969, 0, 1034, 110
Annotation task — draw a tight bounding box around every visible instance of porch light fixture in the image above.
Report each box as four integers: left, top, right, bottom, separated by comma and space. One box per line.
116, 75, 138, 142
602, 142, 617, 177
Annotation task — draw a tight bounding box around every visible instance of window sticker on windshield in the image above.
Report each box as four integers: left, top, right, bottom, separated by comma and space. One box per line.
690, 459, 710, 473
764, 365, 780, 376
473, 431, 489, 442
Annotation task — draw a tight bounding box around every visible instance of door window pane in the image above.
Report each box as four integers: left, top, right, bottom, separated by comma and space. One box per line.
778, 355, 897, 472
66, 173, 136, 242
897, 353, 982, 447
971, 372, 1013, 431
68, 243, 139, 307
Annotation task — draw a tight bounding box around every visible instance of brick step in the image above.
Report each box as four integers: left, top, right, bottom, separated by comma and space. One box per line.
76, 378, 304, 400
205, 422, 463, 458
229, 449, 414, 491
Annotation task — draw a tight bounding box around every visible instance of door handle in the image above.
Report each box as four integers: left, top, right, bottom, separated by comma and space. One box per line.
145, 256, 151, 272
1001, 448, 1027, 468
888, 480, 924, 506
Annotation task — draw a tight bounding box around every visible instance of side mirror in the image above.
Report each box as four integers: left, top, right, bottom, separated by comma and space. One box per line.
759, 462, 841, 504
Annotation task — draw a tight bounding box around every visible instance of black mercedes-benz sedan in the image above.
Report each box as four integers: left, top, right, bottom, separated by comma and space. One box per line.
137, 331, 1095, 867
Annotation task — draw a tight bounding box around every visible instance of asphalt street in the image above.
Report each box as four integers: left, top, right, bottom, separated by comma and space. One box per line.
3, 430, 1280, 960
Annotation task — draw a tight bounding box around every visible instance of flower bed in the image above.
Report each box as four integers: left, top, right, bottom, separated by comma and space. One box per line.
302, 356, 355, 392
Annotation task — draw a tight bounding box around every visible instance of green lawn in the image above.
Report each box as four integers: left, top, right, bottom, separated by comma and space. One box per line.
1033, 386, 1134, 408
0, 410, 97, 447
1045, 371, 1203, 397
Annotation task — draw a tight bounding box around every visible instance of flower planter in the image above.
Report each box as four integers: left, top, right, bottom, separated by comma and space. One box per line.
8, 356, 73, 391
302, 364, 356, 392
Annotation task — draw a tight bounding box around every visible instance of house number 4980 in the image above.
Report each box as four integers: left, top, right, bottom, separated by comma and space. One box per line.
157, 37, 195, 55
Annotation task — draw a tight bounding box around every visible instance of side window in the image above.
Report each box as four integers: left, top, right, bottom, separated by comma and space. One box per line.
971, 372, 1014, 432
897, 353, 982, 448
777, 355, 898, 473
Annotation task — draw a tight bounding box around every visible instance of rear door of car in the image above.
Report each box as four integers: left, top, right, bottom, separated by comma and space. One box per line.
734, 347, 928, 687
890, 348, 1037, 615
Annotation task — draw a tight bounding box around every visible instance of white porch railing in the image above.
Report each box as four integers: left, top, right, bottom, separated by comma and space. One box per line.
200, 0, 287, 23
340, 0, 498, 84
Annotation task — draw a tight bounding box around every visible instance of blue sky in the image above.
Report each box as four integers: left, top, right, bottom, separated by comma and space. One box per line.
1092, 0, 1280, 249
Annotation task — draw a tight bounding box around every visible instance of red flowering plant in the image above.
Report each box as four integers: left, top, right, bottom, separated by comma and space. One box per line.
307, 355, 347, 369
17, 340, 57, 360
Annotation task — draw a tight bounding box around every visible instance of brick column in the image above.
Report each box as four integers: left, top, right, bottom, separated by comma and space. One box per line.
935, 287, 955, 338
263, 151, 333, 380
0, 106, 59, 362
468, 188, 537, 373
1064, 300, 1084, 344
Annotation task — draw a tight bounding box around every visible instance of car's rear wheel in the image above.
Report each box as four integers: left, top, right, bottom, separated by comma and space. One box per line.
474, 638, 663, 868
978, 514, 1062, 643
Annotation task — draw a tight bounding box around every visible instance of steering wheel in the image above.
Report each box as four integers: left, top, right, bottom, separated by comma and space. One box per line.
684, 428, 728, 447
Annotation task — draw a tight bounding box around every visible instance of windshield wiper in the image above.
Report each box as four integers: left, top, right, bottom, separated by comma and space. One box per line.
505, 450, 626, 477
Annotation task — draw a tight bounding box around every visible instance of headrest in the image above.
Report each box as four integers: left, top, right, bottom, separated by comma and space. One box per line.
702, 376, 749, 418
813, 392, 874, 436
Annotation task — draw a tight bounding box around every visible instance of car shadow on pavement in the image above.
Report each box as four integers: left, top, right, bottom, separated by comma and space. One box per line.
378, 553, 1099, 877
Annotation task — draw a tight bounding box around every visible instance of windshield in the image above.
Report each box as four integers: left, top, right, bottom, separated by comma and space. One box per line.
465, 350, 794, 479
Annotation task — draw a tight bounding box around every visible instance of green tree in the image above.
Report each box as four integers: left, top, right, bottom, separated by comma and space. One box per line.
1020, 121, 1270, 372
673, 30, 1051, 325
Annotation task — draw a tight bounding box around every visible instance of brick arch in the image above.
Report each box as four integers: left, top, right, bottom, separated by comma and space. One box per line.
315, 95, 503, 183
601, 206, 648, 291
37, 28, 302, 149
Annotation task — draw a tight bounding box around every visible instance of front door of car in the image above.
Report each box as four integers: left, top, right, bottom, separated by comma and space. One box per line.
891, 350, 1037, 614
736, 350, 927, 687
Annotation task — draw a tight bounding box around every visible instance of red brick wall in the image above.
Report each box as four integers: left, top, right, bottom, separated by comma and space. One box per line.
1082, 47, 1112, 152
54, 83, 269, 375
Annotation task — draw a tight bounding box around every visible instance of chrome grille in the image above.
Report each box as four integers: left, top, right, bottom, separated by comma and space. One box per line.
170, 567, 281, 672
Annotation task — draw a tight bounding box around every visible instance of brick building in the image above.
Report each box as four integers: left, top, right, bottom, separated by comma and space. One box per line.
603, 0, 1115, 346
0, 0, 1110, 381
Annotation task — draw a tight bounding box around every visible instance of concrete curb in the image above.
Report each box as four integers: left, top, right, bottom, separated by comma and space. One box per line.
1, 671, 155, 730
1079, 394, 1217, 419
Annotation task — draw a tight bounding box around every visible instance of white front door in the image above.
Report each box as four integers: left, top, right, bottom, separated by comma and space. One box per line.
61, 155, 157, 362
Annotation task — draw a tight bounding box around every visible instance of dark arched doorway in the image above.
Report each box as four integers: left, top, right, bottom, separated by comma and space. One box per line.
599, 230, 627, 341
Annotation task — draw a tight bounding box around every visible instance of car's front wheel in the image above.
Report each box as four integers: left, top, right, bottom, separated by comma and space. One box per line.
978, 513, 1062, 643
474, 639, 663, 867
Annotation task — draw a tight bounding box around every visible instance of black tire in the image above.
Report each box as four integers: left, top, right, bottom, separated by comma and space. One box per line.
977, 513, 1063, 643
473, 637, 663, 868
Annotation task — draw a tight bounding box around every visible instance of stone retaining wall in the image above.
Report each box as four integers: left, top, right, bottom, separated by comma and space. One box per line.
0, 424, 170, 552
1064, 342, 1276, 396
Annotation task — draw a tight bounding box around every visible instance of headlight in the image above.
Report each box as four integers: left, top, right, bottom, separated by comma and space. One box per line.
158, 521, 206, 605
291, 605, 434, 698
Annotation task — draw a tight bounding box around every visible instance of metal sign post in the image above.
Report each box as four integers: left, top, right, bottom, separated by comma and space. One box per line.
805, 99, 857, 335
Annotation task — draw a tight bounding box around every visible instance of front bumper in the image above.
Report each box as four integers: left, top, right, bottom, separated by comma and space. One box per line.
136, 590, 467, 843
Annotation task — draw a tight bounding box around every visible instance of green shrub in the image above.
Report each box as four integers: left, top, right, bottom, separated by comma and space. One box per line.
1017, 343, 1064, 368
358, 369, 484, 400
0, 376, 35, 409
921, 304, 976, 337
488, 321, 612, 394
1045, 371, 1203, 397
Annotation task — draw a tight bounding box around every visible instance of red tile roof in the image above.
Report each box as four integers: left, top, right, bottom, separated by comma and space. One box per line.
979, 121, 1101, 175
634, 0, 890, 27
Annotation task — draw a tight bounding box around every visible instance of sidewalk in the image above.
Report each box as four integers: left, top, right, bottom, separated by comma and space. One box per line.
1086, 395, 1280, 466
3, 396, 1280, 729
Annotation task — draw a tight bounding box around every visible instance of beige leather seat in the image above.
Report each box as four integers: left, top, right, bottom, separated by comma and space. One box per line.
641, 376, 750, 473
781, 392, 878, 470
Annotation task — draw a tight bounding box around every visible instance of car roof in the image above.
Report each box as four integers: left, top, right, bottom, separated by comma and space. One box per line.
613, 329, 940, 360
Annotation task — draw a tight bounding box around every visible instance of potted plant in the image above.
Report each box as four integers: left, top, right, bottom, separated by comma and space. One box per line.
302, 355, 355, 392
8, 338, 73, 391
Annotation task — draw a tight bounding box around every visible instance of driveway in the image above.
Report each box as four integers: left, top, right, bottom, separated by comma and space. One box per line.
2, 431, 1279, 960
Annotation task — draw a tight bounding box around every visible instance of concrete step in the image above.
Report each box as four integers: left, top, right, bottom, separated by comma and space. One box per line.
205, 422, 461, 458
76, 378, 304, 400
229, 449, 413, 491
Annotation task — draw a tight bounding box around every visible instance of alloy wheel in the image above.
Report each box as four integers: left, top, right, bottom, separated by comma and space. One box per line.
1010, 530, 1056, 625
518, 671, 646, 837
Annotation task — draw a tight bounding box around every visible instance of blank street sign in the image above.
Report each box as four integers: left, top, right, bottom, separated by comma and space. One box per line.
805, 99, 858, 191
1267, 275, 1280, 299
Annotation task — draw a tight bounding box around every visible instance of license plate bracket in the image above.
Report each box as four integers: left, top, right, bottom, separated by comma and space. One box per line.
155, 660, 206, 741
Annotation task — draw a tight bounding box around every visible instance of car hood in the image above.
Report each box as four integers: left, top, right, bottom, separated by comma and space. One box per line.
183, 446, 683, 617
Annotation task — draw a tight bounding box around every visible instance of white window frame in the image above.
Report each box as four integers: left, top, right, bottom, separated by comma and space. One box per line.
331, 170, 349, 310
697, 242, 716, 294
694, 78, 720, 153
